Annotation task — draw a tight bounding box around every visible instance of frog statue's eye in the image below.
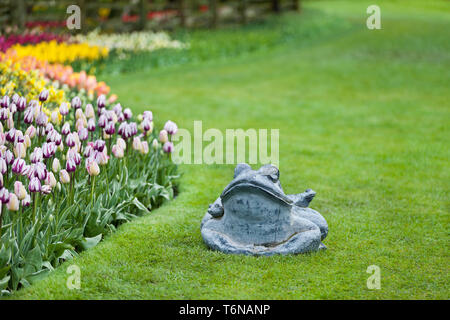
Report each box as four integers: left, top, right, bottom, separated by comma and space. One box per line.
234, 163, 251, 178
259, 164, 279, 182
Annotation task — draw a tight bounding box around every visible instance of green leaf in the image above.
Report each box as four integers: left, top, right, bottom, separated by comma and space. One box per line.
26, 269, 50, 285
0, 275, 10, 291
132, 197, 151, 214
24, 246, 42, 275
0, 266, 11, 279
80, 234, 102, 251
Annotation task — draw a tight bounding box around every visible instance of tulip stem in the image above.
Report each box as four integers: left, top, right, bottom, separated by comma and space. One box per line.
90, 176, 95, 206
16, 111, 21, 129
0, 204, 4, 239
32, 193, 37, 223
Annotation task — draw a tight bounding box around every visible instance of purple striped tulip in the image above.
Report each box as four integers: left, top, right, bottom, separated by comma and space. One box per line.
39, 89, 49, 102
29, 177, 41, 193
12, 158, 26, 175
71, 96, 82, 110
0, 187, 9, 203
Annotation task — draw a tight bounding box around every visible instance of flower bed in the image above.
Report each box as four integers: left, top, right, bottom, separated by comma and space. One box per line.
0, 80, 179, 296
0, 27, 184, 295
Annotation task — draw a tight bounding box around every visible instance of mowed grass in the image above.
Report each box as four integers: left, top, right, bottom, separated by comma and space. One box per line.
10, 0, 449, 299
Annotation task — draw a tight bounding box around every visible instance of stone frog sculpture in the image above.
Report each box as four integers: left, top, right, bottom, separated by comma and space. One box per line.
201, 163, 328, 256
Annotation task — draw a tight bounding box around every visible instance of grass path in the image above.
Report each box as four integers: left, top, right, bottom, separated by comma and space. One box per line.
10, 1, 449, 299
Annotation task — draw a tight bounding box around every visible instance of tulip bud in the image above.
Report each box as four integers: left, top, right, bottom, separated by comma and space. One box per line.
24, 134, 31, 148
97, 95, 106, 109
25, 125, 36, 138
6, 115, 14, 129
39, 89, 49, 102
93, 140, 105, 152
41, 185, 52, 194
98, 114, 107, 128
43, 142, 56, 158
132, 137, 142, 151
85, 103, 95, 118
14, 181, 27, 200
143, 110, 153, 121
6, 193, 19, 211
52, 158, 61, 173
30, 147, 43, 163
21, 194, 31, 207
66, 158, 76, 172
36, 111, 48, 127
78, 127, 88, 141
112, 144, 124, 158
87, 159, 100, 176
46, 172, 57, 188
123, 108, 132, 120
9, 103, 16, 114
0, 159, 6, 175
164, 120, 178, 135
152, 139, 159, 150
61, 122, 71, 135
5, 150, 14, 165
75, 108, 83, 120
159, 130, 168, 143
66, 133, 76, 148
17, 97, 27, 112
29, 177, 41, 193
59, 169, 70, 184
163, 141, 174, 153
51, 110, 59, 124
105, 121, 115, 135
71, 96, 81, 110
113, 103, 122, 115
117, 137, 126, 150
0, 95, 10, 108
59, 102, 69, 116
87, 118, 96, 132
34, 162, 47, 180
141, 141, 149, 154
0, 187, 9, 203
12, 158, 26, 175
24, 107, 34, 124
14, 142, 26, 158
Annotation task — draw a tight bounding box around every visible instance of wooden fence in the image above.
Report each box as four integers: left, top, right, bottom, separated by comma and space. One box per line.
0, 0, 301, 32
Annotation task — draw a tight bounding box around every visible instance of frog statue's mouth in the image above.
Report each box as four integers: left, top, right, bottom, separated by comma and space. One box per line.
221, 179, 293, 205
220, 164, 293, 205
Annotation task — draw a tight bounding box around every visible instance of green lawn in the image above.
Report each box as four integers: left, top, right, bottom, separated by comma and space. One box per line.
10, 0, 449, 299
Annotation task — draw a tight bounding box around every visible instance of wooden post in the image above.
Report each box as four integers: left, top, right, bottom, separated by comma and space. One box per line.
293, 0, 301, 12
209, 0, 218, 28
16, 0, 26, 28
78, 0, 86, 32
139, 0, 147, 30
179, 0, 186, 27
271, 0, 280, 13
239, 0, 247, 25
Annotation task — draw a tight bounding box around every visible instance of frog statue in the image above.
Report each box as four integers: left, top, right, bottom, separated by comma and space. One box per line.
201, 163, 328, 256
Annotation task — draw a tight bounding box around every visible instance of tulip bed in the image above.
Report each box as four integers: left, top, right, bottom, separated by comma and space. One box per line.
0, 88, 179, 295
0, 28, 182, 294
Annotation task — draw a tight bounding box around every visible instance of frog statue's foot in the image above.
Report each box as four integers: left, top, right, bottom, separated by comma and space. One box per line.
200, 163, 329, 256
